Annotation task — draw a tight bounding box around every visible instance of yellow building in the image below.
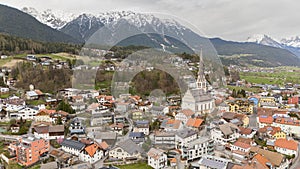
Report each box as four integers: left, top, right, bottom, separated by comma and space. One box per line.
132, 111, 143, 120
259, 97, 277, 108
226, 98, 254, 114
270, 130, 286, 139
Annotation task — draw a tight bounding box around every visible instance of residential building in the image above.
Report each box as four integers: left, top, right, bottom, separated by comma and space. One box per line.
109, 139, 143, 160
185, 137, 214, 162
225, 98, 254, 114
154, 131, 176, 148
147, 148, 167, 169
259, 97, 277, 108
274, 138, 298, 156
211, 123, 240, 145
79, 142, 109, 164
175, 129, 198, 152
69, 118, 85, 135
9, 136, 50, 166
129, 132, 145, 144
33, 125, 64, 140
222, 112, 249, 127
61, 139, 85, 156
133, 120, 150, 135
186, 118, 204, 131
175, 109, 195, 124
249, 147, 289, 169
161, 119, 182, 132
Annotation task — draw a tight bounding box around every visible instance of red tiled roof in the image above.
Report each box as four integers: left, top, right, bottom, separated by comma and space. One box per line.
233, 141, 251, 149
186, 118, 203, 128
258, 116, 273, 124
253, 154, 272, 169
85, 143, 99, 157
275, 139, 298, 151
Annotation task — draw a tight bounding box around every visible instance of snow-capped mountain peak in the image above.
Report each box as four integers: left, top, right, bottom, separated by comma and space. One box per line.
281, 36, 300, 48
22, 7, 77, 29
247, 34, 283, 48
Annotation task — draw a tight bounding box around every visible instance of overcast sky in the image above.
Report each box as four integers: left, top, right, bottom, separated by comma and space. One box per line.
1, 0, 299, 41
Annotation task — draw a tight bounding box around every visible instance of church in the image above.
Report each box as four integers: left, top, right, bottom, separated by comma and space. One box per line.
181, 50, 215, 115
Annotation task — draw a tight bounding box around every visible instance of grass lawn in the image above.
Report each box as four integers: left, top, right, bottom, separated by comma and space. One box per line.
116, 162, 152, 169
0, 58, 11, 66
26, 99, 46, 106
240, 66, 300, 85
0, 93, 10, 99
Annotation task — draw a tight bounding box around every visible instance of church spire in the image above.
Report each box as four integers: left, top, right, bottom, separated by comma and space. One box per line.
197, 49, 207, 92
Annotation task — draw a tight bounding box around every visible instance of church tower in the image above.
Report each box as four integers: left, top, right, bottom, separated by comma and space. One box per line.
196, 49, 207, 92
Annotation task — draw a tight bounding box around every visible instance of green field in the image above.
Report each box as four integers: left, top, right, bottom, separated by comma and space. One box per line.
240, 66, 300, 85
116, 162, 152, 169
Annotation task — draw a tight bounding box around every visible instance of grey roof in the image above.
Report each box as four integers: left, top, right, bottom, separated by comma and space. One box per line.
61, 139, 85, 150
199, 158, 227, 169
49, 125, 64, 133
218, 123, 240, 136
116, 139, 143, 155
188, 137, 211, 148
189, 88, 213, 102
93, 131, 117, 140
176, 128, 197, 139
151, 106, 165, 111
129, 132, 145, 138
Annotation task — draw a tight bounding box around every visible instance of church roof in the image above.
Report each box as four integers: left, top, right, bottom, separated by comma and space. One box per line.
189, 88, 213, 102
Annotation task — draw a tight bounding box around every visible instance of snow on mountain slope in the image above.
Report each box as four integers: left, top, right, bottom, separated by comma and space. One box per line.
281, 36, 300, 48
247, 34, 283, 48
22, 7, 77, 29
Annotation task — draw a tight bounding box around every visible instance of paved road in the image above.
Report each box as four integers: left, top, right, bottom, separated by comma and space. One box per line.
93, 154, 108, 169
290, 143, 300, 169
175, 154, 186, 169
249, 113, 258, 129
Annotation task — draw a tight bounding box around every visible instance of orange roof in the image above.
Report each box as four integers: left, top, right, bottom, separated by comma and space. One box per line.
275, 139, 298, 151
85, 143, 99, 157
38, 109, 56, 115
233, 141, 251, 149
166, 119, 181, 129
170, 158, 177, 163
259, 116, 273, 124
186, 118, 203, 128
269, 127, 282, 135
182, 109, 195, 117
253, 154, 272, 168
97, 95, 114, 100
274, 117, 300, 126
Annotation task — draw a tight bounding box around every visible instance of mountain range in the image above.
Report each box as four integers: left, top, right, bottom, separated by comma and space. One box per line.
0, 5, 80, 44
247, 34, 300, 57
0, 4, 299, 67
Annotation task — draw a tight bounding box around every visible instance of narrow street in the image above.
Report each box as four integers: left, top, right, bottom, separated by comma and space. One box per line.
290, 143, 300, 169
